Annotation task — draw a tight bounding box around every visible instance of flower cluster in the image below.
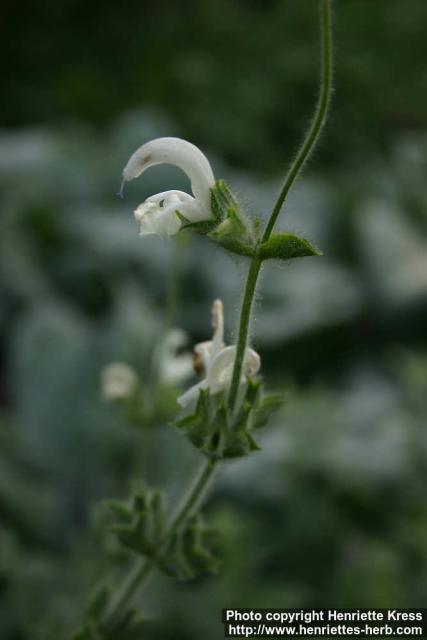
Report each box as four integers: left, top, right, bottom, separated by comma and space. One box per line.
118, 136, 262, 408
122, 137, 320, 263
118, 135, 323, 415
178, 299, 260, 407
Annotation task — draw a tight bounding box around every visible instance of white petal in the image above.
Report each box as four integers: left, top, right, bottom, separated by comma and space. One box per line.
122, 137, 215, 212
242, 348, 261, 377
206, 345, 261, 394
191, 300, 225, 377
175, 200, 210, 223
211, 299, 224, 357
193, 340, 214, 374
148, 191, 208, 224
206, 346, 236, 393
177, 380, 207, 408
134, 201, 181, 236
147, 190, 194, 205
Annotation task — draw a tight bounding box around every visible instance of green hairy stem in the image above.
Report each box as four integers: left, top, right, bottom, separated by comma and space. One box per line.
228, 0, 333, 416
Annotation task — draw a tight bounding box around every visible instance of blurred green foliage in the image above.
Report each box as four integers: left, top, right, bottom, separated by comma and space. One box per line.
3, 0, 427, 172
1, 1, 427, 638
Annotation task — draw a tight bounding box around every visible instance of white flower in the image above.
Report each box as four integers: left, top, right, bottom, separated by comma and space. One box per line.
101, 362, 138, 401
158, 328, 193, 385
177, 300, 261, 408
121, 137, 215, 236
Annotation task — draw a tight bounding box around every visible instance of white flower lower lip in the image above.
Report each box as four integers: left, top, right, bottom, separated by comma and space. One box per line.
177, 300, 261, 408
122, 137, 216, 237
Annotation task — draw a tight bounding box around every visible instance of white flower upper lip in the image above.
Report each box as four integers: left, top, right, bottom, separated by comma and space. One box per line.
177, 299, 261, 408
122, 137, 215, 236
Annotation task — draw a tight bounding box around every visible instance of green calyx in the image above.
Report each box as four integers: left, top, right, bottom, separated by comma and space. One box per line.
175, 379, 285, 460
177, 180, 256, 257
179, 180, 321, 263
106, 488, 166, 558
101, 487, 219, 583
159, 514, 220, 581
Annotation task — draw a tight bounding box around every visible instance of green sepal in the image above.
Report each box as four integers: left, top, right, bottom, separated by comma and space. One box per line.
178, 180, 258, 259
176, 211, 217, 235
208, 182, 257, 257
175, 388, 218, 452
159, 515, 220, 581
175, 389, 226, 459
253, 392, 286, 429
221, 427, 261, 458
220, 381, 262, 458
210, 179, 238, 221
105, 487, 166, 558
244, 377, 262, 406
176, 180, 234, 233
175, 379, 285, 459
208, 207, 256, 258
258, 232, 321, 262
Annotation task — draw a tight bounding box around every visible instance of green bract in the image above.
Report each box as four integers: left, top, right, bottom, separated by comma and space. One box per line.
179, 180, 322, 263
102, 487, 219, 582
258, 232, 321, 261
175, 380, 285, 460
159, 514, 220, 581
107, 488, 165, 557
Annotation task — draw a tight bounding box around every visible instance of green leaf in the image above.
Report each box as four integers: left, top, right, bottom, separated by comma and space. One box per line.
258, 232, 321, 262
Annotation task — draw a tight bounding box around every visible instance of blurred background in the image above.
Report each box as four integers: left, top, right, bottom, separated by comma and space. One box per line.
1, 0, 427, 637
